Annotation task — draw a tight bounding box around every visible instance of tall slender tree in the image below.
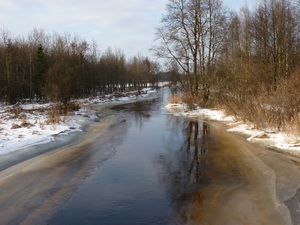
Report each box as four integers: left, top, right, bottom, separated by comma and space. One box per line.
152, 0, 228, 100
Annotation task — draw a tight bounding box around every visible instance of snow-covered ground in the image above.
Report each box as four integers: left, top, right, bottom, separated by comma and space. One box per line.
0, 102, 80, 155
166, 103, 300, 155
0, 87, 159, 155
4, 83, 297, 158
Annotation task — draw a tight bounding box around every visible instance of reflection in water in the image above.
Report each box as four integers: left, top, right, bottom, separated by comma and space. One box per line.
161, 117, 294, 225
185, 121, 209, 185
156, 118, 212, 224
131, 101, 152, 130
48, 91, 294, 225
114, 98, 160, 130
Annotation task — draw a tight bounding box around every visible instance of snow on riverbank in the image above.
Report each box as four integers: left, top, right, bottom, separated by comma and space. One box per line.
166, 103, 300, 154
0, 87, 159, 155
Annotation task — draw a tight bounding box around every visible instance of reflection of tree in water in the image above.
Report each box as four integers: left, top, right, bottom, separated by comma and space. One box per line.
130, 100, 156, 130
156, 119, 211, 223
112, 98, 161, 130
185, 121, 209, 183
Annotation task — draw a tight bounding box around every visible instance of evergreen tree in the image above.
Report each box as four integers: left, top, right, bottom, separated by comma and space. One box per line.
34, 44, 47, 100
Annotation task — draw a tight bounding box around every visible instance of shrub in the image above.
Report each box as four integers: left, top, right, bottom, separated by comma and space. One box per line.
169, 94, 182, 104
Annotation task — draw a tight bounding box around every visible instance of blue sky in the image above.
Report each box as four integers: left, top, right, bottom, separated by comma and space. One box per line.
0, 0, 255, 59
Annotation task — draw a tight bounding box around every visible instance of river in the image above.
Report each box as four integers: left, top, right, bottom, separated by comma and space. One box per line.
1, 89, 300, 225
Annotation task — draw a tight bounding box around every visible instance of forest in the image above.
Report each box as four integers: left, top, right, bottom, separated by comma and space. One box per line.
2, 0, 300, 133
153, 0, 300, 133
0, 29, 160, 105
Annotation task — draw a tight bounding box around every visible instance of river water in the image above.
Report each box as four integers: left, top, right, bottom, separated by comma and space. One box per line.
1, 89, 300, 225
49, 91, 193, 224
47, 90, 300, 225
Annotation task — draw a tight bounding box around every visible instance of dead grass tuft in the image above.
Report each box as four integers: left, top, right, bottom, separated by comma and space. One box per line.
11, 123, 21, 129
46, 106, 62, 125
181, 93, 196, 110
45, 102, 81, 124
169, 94, 182, 104
7, 105, 23, 119
168, 92, 217, 110
20, 121, 34, 128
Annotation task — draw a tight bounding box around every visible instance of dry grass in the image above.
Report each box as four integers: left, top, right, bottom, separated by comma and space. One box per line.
10, 119, 34, 129
168, 93, 196, 110
7, 106, 22, 119
11, 123, 21, 129
169, 92, 216, 110
181, 93, 197, 110
46, 106, 62, 124
45, 102, 81, 124
20, 120, 34, 128
218, 95, 279, 130
217, 85, 300, 137
167, 86, 299, 135
169, 94, 182, 104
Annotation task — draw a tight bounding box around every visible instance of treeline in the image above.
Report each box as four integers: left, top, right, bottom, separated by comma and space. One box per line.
219, 0, 300, 97
155, 0, 300, 131
0, 29, 160, 105
218, 0, 300, 130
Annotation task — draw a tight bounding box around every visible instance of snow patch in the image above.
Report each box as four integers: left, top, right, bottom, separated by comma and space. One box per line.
0, 88, 159, 155
166, 103, 300, 153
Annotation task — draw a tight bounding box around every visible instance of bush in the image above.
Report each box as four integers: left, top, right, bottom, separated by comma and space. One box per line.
181, 93, 196, 110
169, 94, 182, 104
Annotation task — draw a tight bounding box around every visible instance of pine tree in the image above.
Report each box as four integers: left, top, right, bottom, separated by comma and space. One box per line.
34, 44, 47, 100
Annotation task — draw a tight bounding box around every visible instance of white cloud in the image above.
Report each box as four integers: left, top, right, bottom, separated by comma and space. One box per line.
0, 0, 256, 58
0, 0, 168, 58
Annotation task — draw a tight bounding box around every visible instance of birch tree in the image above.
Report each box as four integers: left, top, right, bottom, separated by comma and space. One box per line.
152, 0, 228, 100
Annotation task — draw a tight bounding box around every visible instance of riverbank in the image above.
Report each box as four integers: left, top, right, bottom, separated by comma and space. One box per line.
0, 110, 129, 225
165, 102, 300, 157
0, 87, 160, 156
184, 122, 296, 225
1, 88, 300, 225
0, 89, 163, 224
165, 103, 300, 224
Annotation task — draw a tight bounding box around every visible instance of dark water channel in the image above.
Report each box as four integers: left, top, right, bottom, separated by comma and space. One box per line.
48, 91, 215, 225
47, 90, 299, 225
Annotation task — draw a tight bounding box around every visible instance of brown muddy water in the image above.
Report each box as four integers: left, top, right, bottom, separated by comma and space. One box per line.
1, 90, 300, 225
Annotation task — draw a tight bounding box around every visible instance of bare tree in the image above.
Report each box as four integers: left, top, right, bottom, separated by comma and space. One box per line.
252, 0, 298, 90
152, 0, 228, 101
